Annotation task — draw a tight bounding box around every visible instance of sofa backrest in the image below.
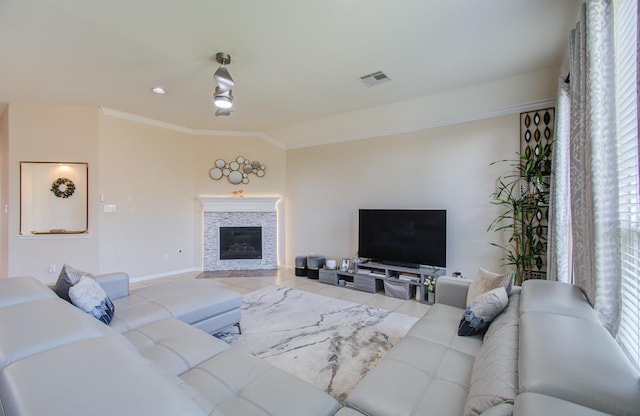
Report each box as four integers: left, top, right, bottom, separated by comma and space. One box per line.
0, 276, 207, 416
519, 279, 640, 416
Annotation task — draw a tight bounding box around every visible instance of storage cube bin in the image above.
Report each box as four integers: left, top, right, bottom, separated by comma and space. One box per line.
384, 280, 414, 300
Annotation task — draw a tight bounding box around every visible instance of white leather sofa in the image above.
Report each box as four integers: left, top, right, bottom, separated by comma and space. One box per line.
340, 277, 640, 416
94, 272, 243, 334
0, 276, 340, 416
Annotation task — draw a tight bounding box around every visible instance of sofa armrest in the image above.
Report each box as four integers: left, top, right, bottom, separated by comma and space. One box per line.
435, 276, 472, 309
94, 272, 130, 300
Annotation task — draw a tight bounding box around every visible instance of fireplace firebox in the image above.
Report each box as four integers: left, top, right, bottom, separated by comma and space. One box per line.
219, 226, 262, 260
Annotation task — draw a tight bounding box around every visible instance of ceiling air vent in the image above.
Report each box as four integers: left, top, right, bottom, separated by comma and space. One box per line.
358, 71, 391, 87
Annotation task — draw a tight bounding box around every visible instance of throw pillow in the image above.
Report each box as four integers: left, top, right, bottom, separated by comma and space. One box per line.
466, 268, 514, 306
53, 264, 95, 302
68, 276, 115, 325
458, 286, 508, 336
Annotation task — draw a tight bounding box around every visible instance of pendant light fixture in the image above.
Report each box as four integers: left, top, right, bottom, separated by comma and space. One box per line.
213, 52, 234, 116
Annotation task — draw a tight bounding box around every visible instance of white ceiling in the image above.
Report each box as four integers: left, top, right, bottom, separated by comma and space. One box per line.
0, 1, 578, 147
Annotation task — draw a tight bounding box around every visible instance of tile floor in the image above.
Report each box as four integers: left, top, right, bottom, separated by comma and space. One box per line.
130, 269, 432, 318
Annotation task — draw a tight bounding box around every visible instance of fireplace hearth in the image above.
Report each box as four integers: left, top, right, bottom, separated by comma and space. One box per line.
220, 226, 262, 260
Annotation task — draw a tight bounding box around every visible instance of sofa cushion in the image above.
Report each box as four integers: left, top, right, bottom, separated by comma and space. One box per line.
408, 303, 484, 356
124, 318, 230, 376
53, 263, 95, 302
519, 279, 598, 321
466, 268, 513, 306
464, 292, 520, 416
69, 276, 115, 324
0, 336, 207, 416
346, 303, 482, 416
0, 297, 133, 369
109, 279, 242, 333
519, 312, 640, 416
181, 347, 340, 416
515, 393, 613, 416
0, 276, 57, 308
478, 403, 514, 416
458, 287, 508, 336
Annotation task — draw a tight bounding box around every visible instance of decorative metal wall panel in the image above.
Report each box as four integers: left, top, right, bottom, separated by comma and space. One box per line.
520, 108, 555, 278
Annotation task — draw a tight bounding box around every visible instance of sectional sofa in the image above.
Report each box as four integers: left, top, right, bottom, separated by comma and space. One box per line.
2, 272, 639, 416
0, 275, 340, 416
339, 277, 640, 416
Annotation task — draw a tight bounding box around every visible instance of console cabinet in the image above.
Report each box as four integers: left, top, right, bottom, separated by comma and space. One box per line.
318, 261, 445, 304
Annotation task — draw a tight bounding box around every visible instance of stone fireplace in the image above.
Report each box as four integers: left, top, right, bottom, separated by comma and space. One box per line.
199, 196, 280, 271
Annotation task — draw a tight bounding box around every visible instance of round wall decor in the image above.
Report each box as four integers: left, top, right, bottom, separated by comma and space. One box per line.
209, 156, 266, 185
50, 177, 75, 198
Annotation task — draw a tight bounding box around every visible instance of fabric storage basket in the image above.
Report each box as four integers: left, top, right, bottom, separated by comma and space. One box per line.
384, 280, 414, 300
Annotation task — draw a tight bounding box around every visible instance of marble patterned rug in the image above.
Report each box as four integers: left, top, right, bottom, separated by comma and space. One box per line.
216, 285, 419, 403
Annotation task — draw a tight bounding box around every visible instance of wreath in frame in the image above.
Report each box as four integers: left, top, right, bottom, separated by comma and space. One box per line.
50, 177, 75, 198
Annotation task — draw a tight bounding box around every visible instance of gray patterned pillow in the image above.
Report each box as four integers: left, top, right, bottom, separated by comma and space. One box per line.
69, 276, 115, 325
458, 287, 509, 336
53, 264, 95, 302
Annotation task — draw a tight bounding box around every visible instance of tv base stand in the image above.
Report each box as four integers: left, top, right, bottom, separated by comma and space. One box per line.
318, 261, 445, 304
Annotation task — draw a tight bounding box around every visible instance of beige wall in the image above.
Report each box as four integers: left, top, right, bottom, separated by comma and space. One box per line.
192, 134, 287, 266
0, 102, 527, 281
0, 105, 287, 282
0, 107, 8, 277
98, 116, 287, 279
285, 114, 519, 277
97, 116, 197, 278
5, 103, 100, 282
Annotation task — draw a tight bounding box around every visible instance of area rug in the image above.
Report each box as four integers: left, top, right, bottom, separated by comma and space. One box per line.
216, 285, 419, 403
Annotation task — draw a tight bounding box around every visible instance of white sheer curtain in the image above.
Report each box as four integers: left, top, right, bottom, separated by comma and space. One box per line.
547, 79, 571, 283
548, 0, 621, 335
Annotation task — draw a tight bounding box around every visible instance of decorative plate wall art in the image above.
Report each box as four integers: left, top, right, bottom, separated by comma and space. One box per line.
209, 156, 266, 185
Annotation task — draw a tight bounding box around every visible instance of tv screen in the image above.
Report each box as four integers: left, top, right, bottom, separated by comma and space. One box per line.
358, 209, 446, 268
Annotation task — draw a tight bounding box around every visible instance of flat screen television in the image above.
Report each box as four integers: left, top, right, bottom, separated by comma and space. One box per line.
358, 209, 446, 268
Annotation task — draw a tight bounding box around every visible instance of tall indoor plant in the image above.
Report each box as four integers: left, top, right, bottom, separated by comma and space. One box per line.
487, 141, 553, 284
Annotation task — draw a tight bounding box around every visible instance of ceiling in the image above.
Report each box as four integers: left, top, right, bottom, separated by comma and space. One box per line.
0, 1, 578, 147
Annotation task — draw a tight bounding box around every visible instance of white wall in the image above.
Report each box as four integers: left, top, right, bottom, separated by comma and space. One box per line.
97, 116, 287, 279
192, 134, 287, 268
5, 104, 100, 282
0, 105, 287, 282
285, 114, 519, 277
97, 116, 197, 278
0, 107, 8, 278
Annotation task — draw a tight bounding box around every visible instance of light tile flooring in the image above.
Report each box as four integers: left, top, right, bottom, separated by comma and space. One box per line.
130, 269, 432, 318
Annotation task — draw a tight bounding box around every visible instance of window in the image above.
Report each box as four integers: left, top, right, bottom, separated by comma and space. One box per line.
615, 0, 639, 368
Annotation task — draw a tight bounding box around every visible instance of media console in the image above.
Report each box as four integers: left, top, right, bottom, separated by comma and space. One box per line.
318, 261, 445, 304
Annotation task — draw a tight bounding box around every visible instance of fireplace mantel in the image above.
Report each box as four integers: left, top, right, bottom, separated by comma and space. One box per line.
198, 196, 281, 213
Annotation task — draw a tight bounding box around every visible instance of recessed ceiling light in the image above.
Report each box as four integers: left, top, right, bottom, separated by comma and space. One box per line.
151, 87, 166, 94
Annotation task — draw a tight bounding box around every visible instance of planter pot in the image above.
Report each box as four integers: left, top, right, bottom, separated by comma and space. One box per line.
427, 291, 435, 304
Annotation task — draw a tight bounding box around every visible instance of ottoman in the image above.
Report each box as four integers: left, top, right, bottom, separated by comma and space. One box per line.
306, 255, 326, 279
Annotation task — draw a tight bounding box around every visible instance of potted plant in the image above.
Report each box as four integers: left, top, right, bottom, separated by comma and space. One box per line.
487, 141, 552, 285
424, 276, 436, 304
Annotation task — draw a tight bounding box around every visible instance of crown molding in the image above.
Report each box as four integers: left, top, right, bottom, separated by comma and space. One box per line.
101, 98, 555, 151
286, 98, 557, 150
100, 107, 285, 149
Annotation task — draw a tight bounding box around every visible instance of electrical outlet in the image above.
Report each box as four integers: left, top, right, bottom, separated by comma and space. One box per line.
163, 254, 169, 262
48, 264, 56, 273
